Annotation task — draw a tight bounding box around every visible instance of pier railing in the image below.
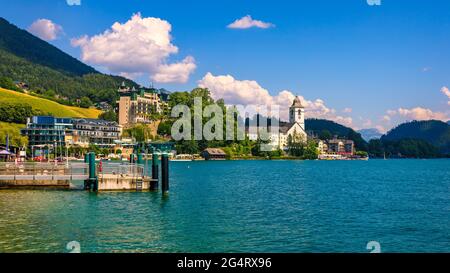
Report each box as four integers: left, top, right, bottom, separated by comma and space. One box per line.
0, 162, 149, 181
0, 162, 89, 181
99, 162, 147, 178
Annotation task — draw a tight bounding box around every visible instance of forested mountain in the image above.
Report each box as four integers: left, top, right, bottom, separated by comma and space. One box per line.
0, 18, 95, 76
382, 120, 450, 154
0, 17, 136, 105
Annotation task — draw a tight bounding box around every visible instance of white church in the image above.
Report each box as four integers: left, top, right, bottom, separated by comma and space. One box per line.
247, 96, 308, 150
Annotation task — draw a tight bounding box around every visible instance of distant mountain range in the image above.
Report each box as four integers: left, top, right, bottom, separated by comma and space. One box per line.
0, 17, 137, 105
358, 128, 383, 141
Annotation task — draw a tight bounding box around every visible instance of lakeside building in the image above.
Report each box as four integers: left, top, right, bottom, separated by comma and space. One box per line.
318, 138, 355, 156
69, 118, 121, 148
201, 148, 227, 160
21, 116, 73, 147
117, 82, 169, 127
246, 96, 308, 151
21, 116, 121, 148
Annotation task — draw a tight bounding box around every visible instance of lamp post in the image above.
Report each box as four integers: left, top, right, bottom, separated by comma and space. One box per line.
65, 141, 69, 168
54, 141, 57, 164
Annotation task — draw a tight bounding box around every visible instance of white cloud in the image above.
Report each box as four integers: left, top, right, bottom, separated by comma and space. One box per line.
343, 108, 353, 113
386, 110, 397, 116
66, 0, 81, 5
71, 13, 196, 83
152, 56, 196, 83
398, 107, 448, 121
227, 15, 275, 29
28, 19, 63, 41
387, 107, 448, 121
441, 86, 450, 106
198, 73, 353, 127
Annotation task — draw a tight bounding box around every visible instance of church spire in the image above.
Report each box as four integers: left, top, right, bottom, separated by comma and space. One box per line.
289, 96, 305, 127
291, 96, 303, 108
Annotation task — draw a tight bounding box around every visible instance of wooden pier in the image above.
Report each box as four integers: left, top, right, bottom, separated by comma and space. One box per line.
0, 153, 169, 193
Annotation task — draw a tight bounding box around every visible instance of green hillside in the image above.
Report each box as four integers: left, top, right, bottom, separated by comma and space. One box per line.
0, 88, 101, 118
0, 122, 27, 147
0, 87, 102, 148
0, 17, 137, 105
382, 120, 450, 154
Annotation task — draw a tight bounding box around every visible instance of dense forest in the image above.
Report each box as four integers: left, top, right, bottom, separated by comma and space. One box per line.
0, 18, 136, 105
0, 102, 48, 124
382, 120, 450, 154
0, 18, 95, 76
366, 120, 450, 158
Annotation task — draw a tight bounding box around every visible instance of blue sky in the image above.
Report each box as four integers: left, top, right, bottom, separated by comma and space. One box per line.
1, 0, 450, 131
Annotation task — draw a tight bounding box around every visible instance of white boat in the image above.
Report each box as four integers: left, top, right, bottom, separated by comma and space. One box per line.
170, 154, 193, 162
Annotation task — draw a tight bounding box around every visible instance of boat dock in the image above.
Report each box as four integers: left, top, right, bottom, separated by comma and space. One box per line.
0, 162, 88, 189
0, 152, 170, 194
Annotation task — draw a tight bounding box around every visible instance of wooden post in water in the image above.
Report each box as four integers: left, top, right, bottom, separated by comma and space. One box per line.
151, 153, 159, 191
161, 154, 169, 195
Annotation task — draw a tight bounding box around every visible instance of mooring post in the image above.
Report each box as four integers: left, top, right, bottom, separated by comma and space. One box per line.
88, 152, 98, 192
161, 153, 169, 195
151, 153, 159, 191
137, 153, 144, 165
83, 153, 89, 189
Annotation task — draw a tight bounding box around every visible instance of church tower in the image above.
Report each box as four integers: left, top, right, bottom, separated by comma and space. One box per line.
289, 96, 305, 129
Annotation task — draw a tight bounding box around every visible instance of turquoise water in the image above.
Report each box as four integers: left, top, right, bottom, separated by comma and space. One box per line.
0, 159, 449, 253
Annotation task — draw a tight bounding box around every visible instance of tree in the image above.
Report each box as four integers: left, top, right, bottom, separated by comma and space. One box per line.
43, 89, 56, 98
368, 139, 384, 158
176, 140, 199, 155
251, 138, 272, 158
319, 130, 332, 140
0, 102, 47, 124
0, 76, 21, 92
356, 151, 368, 157
79, 96, 93, 108
99, 110, 117, 122
287, 132, 306, 157
303, 140, 319, 160
123, 124, 153, 142
158, 121, 173, 136
368, 138, 442, 158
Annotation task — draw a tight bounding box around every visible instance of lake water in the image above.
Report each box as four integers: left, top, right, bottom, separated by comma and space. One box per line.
0, 159, 449, 253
